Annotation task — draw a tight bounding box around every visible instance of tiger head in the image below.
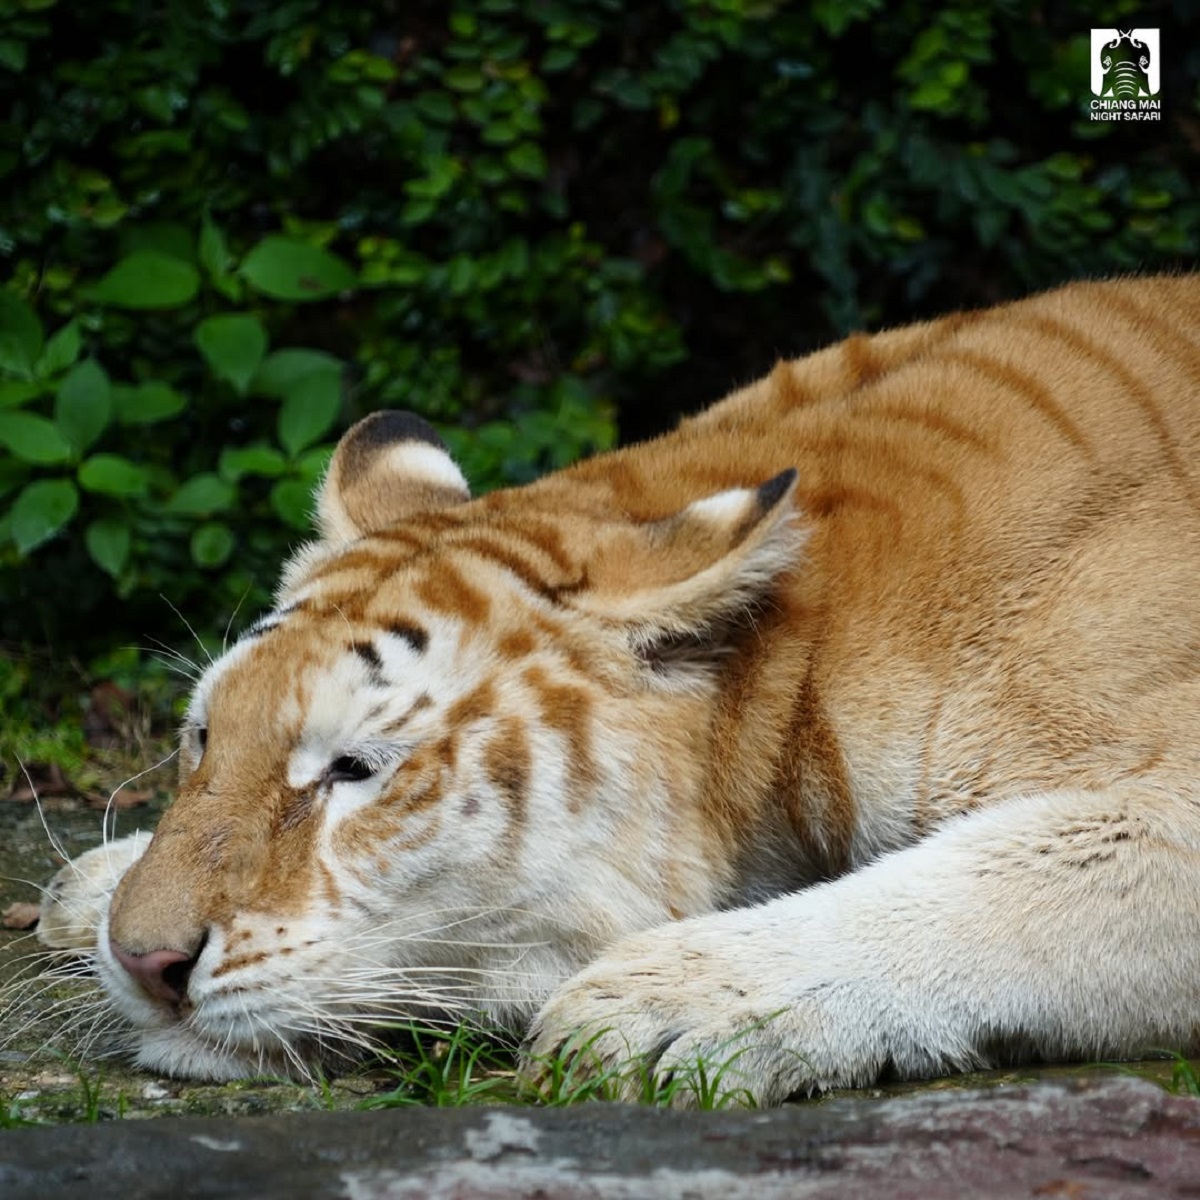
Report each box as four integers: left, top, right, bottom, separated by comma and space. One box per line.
94, 411, 801, 1080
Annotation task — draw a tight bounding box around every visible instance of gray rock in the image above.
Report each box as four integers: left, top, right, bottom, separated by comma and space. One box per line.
2, 1076, 1198, 1199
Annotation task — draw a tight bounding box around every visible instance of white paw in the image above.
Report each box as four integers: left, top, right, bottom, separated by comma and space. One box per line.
524, 906, 908, 1107
37, 832, 152, 952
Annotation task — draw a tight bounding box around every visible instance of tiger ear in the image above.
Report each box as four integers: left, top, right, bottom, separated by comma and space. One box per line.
576, 470, 804, 666
316, 411, 470, 542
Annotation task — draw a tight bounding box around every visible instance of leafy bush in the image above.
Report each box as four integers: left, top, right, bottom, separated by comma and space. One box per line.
0, 0, 1196, 680
1, 232, 344, 579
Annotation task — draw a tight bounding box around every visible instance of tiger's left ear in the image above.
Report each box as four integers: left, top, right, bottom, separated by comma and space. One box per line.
316, 411, 470, 542
575, 469, 804, 664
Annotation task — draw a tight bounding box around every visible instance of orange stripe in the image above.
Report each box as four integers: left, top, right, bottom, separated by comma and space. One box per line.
484, 715, 531, 854
1013, 311, 1200, 513
772, 655, 855, 875
413, 561, 491, 622
939, 344, 1094, 459
522, 664, 598, 810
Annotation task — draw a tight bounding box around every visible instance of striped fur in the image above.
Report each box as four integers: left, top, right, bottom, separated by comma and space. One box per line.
42, 274, 1200, 1101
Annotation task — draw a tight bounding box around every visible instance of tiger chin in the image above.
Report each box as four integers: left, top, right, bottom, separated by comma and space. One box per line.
37, 274, 1200, 1106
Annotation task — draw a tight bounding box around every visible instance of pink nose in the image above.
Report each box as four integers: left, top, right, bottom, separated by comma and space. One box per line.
109, 941, 196, 1004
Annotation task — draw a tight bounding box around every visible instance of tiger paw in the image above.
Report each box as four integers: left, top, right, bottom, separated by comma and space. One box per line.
523, 910, 897, 1107
37, 832, 152, 952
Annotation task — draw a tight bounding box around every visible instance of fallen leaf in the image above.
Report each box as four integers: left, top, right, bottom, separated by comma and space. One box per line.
84, 787, 154, 810
4, 762, 74, 803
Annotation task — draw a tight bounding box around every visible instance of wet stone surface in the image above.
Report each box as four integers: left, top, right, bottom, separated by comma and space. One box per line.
2, 1076, 1199, 1199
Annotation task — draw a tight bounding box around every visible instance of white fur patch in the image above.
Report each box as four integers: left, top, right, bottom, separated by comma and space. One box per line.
383, 441, 469, 495
686, 488, 757, 524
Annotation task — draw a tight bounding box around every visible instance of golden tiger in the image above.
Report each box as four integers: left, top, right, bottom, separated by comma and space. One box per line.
38, 273, 1200, 1105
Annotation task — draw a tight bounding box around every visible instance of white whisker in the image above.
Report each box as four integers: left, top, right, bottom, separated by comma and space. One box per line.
221, 585, 255, 655
160, 595, 214, 667
137, 638, 203, 681
101, 747, 177, 845
16, 758, 71, 866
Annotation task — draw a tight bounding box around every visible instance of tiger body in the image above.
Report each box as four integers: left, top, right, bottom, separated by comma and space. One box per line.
44, 274, 1200, 1102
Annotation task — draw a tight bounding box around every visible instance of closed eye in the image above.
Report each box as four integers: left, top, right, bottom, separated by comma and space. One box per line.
327, 755, 376, 784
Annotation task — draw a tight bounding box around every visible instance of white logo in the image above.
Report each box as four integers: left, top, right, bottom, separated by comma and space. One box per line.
1089, 28, 1161, 121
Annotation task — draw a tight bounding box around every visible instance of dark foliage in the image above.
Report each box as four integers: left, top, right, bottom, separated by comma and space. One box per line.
0, 0, 1195, 675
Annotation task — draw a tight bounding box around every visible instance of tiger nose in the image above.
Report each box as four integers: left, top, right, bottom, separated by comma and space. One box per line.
109, 940, 198, 1004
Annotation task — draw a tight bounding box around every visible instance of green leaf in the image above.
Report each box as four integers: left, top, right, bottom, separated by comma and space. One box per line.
120, 221, 196, 264
252, 348, 343, 398
0, 455, 24, 501
910, 79, 953, 111
198, 215, 234, 279
296, 444, 335, 484
218, 444, 288, 481
277, 371, 341, 457
0, 380, 43, 409
211, 273, 245, 304
446, 256, 474, 295
404, 156, 460, 202
54, 359, 112, 455
190, 521, 235, 568
0, 38, 29, 72
78, 454, 150, 497
36, 320, 82, 378
195, 313, 267, 394
10, 478, 79, 554
85, 252, 201, 309
505, 142, 548, 180
85, 516, 132, 577
164, 472, 236, 516
481, 121, 520, 146
269, 479, 314, 530
0, 292, 43, 379
112, 381, 187, 425
240, 237, 356, 301
444, 65, 484, 92
414, 91, 456, 123
0, 411, 72, 464
542, 46, 577, 72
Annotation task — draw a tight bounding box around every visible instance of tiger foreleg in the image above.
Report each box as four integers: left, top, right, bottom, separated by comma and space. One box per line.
524, 786, 1200, 1106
